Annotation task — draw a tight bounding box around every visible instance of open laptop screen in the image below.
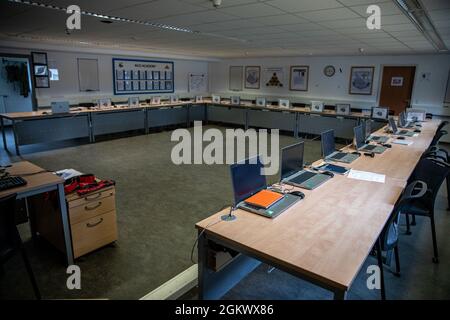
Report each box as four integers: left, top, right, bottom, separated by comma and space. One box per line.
230, 156, 267, 206
389, 117, 398, 133
321, 130, 336, 158
353, 125, 365, 149
281, 142, 304, 180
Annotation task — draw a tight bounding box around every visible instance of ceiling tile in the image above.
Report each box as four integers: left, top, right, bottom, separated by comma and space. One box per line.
247, 14, 309, 26
219, 2, 285, 17
265, 0, 343, 13
296, 7, 360, 21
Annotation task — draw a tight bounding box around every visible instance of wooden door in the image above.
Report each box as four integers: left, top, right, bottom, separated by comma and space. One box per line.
379, 66, 416, 115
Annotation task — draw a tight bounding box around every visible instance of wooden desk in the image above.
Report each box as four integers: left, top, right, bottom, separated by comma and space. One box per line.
1, 161, 74, 265
196, 119, 440, 300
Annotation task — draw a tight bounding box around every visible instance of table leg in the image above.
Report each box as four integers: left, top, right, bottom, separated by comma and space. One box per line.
1, 117, 7, 151
333, 289, 347, 300
12, 120, 20, 156
57, 183, 74, 266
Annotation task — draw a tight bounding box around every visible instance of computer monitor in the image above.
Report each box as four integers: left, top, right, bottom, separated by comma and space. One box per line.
51, 101, 70, 114
353, 125, 365, 149
336, 104, 350, 115
279, 99, 290, 108
151, 96, 161, 104
371, 106, 389, 120
230, 156, 267, 206
170, 95, 179, 103
311, 101, 324, 112
128, 97, 139, 108
256, 97, 266, 107
195, 95, 203, 103
231, 96, 240, 105
98, 98, 111, 108
362, 120, 372, 139
212, 95, 220, 103
281, 142, 304, 180
321, 129, 336, 158
388, 117, 398, 133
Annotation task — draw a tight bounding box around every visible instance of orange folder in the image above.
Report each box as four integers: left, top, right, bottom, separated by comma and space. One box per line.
244, 189, 284, 209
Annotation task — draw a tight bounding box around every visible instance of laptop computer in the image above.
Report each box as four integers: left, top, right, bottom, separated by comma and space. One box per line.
321, 129, 359, 163
371, 106, 389, 120
364, 119, 389, 143
336, 104, 350, 116
281, 142, 331, 190
398, 111, 414, 128
354, 125, 386, 154
230, 156, 300, 219
51, 101, 70, 114
311, 101, 324, 113
231, 96, 241, 106
278, 99, 290, 108
389, 117, 415, 137
256, 97, 266, 107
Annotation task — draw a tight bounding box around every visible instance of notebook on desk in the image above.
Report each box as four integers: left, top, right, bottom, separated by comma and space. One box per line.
244, 189, 284, 209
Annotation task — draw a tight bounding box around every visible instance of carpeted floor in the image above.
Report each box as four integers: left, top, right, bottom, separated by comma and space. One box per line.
0, 125, 449, 300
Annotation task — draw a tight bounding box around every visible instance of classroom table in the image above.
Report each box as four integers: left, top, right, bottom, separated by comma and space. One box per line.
0, 99, 377, 155
195, 119, 440, 300
0, 161, 74, 265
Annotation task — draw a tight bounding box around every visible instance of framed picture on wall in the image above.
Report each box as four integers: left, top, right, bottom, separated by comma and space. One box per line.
31, 52, 48, 65
289, 66, 309, 91
245, 66, 260, 89
34, 76, 49, 88
349, 66, 374, 95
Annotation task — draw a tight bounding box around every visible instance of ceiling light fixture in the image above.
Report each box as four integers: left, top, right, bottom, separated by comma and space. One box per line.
393, 0, 447, 51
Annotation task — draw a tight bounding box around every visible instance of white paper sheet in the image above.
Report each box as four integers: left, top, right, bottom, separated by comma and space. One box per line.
55, 168, 83, 180
392, 139, 413, 145
348, 169, 385, 183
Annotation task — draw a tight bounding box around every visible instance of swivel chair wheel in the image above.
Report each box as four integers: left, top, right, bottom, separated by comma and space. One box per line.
432, 257, 439, 264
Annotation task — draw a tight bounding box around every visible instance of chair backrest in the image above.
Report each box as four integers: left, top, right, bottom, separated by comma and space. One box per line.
430, 130, 447, 147
437, 121, 449, 133
0, 194, 19, 255
410, 157, 450, 210
380, 180, 427, 250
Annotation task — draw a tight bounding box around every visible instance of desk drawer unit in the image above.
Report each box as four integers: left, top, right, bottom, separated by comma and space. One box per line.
67, 186, 117, 258
71, 210, 117, 258
34, 186, 118, 259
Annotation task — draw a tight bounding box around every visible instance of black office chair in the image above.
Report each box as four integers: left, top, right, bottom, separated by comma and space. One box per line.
0, 194, 41, 299
375, 180, 427, 300
402, 157, 450, 263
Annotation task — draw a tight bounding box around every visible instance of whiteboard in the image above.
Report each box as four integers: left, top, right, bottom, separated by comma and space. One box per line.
229, 66, 243, 91
188, 73, 208, 93
78, 58, 99, 92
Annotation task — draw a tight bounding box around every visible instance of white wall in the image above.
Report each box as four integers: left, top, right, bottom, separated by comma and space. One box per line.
209, 54, 450, 115
0, 45, 210, 107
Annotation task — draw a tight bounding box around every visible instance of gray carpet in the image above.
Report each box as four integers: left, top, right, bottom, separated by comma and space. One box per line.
0, 125, 449, 300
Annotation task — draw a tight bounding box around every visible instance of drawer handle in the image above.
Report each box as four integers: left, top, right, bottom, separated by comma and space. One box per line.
86, 218, 103, 228
85, 201, 102, 211
85, 193, 101, 201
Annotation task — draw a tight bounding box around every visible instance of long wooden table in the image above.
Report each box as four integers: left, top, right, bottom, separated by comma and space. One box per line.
0, 161, 74, 265
0, 99, 378, 155
195, 119, 440, 300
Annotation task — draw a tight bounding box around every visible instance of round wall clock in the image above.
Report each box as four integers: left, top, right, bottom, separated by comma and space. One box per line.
324, 65, 335, 77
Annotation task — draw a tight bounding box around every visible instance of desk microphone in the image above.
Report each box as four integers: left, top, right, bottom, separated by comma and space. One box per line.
221, 206, 237, 221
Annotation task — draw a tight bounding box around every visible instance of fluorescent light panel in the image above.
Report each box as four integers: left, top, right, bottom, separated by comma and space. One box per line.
393, 0, 447, 51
